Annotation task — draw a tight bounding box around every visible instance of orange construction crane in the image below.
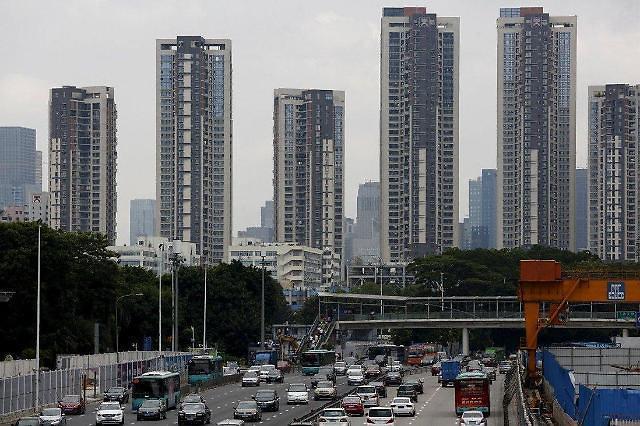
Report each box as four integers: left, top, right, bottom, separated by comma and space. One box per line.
519, 260, 640, 381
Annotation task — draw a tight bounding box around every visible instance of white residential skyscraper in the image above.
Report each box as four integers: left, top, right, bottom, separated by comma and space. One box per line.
156, 36, 233, 264
379, 7, 460, 262
588, 84, 640, 261
273, 88, 345, 286
497, 7, 577, 250
48, 86, 118, 243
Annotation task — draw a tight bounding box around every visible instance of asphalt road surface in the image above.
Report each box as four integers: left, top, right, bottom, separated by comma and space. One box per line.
61, 369, 505, 425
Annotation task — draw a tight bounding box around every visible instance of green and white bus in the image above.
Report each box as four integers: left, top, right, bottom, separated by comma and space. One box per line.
300, 349, 336, 375
131, 371, 181, 412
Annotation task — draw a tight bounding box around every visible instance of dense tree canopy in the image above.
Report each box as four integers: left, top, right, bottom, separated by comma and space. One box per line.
0, 223, 290, 367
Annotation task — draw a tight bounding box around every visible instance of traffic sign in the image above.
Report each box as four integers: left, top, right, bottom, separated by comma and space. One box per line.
617, 311, 636, 321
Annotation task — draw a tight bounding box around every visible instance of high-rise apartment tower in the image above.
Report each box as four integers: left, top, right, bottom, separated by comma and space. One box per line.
588, 84, 640, 261
49, 86, 117, 243
156, 36, 233, 264
497, 7, 577, 250
273, 88, 344, 286
0, 127, 37, 210
380, 7, 460, 262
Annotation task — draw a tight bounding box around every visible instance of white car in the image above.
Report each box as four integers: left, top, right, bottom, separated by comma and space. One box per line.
258, 364, 276, 381
356, 385, 379, 407
286, 383, 309, 405
366, 407, 395, 425
95, 402, 124, 425
347, 369, 365, 386
317, 408, 351, 424
247, 365, 262, 373
334, 361, 347, 376
346, 365, 363, 375
241, 371, 260, 387
389, 397, 415, 417
459, 410, 487, 425
40, 407, 66, 426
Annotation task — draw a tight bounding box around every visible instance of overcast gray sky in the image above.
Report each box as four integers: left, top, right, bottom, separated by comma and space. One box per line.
1, 0, 639, 245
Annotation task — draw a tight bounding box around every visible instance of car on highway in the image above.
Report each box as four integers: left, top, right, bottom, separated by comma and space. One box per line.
364, 363, 381, 378
311, 366, 336, 388
389, 361, 403, 373
136, 399, 167, 421
253, 389, 280, 412
317, 408, 351, 424
356, 385, 379, 407
396, 384, 418, 403
95, 402, 124, 425
344, 357, 357, 367
431, 362, 441, 376
58, 395, 85, 415
233, 401, 262, 422
181, 394, 207, 408
178, 403, 211, 425
341, 395, 365, 416
286, 383, 309, 405
366, 407, 395, 425
314, 380, 337, 400
369, 381, 387, 398
258, 364, 276, 382
216, 420, 244, 426
266, 368, 284, 383
247, 365, 261, 373
39, 408, 66, 426
404, 378, 424, 394
241, 371, 260, 387
334, 361, 347, 376
13, 417, 42, 426
384, 371, 402, 386
458, 410, 487, 425
103, 387, 129, 404
498, 361, 512, 374
483, 366, 496, 382
389, 397, 415, 417
346, 364, 363, 375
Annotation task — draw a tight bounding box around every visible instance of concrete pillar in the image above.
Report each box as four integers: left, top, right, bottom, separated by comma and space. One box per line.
623, 329, 629, 338
462, 327, 470, 356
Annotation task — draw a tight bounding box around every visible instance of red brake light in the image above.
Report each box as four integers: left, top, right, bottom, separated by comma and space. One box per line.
387, 420, 394, 424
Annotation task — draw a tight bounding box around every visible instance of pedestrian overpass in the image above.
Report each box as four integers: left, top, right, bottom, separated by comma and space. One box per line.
317, 292, 638, 353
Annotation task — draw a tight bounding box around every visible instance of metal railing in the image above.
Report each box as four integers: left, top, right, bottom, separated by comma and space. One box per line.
503, 361, 535, 426
0, 354, 192, 421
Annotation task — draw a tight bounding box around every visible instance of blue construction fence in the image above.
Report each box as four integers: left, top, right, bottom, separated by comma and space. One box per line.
543, 350, 640, 425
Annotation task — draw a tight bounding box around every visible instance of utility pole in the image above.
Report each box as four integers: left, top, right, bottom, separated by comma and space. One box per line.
174, 253, 180, 351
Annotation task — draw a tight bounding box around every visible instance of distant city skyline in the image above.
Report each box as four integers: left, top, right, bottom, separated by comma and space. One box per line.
0, 1, 638, 245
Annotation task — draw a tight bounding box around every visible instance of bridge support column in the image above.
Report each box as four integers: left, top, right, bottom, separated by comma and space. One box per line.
623, 329, 629, 338
462, 327, 469, 355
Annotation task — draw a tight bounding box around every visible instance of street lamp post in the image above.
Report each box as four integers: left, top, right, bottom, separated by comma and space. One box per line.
158, 244, 164, 352
203, 263, 207, 350
116, 293, 144, 363
261, 251, 266, 350
35, 225, 41, 410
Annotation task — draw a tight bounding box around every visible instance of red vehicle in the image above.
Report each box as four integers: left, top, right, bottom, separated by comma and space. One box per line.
341, 395, 364, 416
58, 394, 86, 414
454, 372, 491, 417
407, 344, 437, 366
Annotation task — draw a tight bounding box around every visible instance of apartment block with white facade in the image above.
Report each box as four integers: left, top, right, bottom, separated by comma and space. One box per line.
108, 236, 200, 275
273, 88, 344, 286
588, 84, 640, 261
497, 7, 576, 251
228, 239, 323, 306
379, 7, 460, 262
48, 86, 117, 243
156, 36, 232, 264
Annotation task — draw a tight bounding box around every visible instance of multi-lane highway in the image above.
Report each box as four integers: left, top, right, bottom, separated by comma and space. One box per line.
61, 368, 504, 425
